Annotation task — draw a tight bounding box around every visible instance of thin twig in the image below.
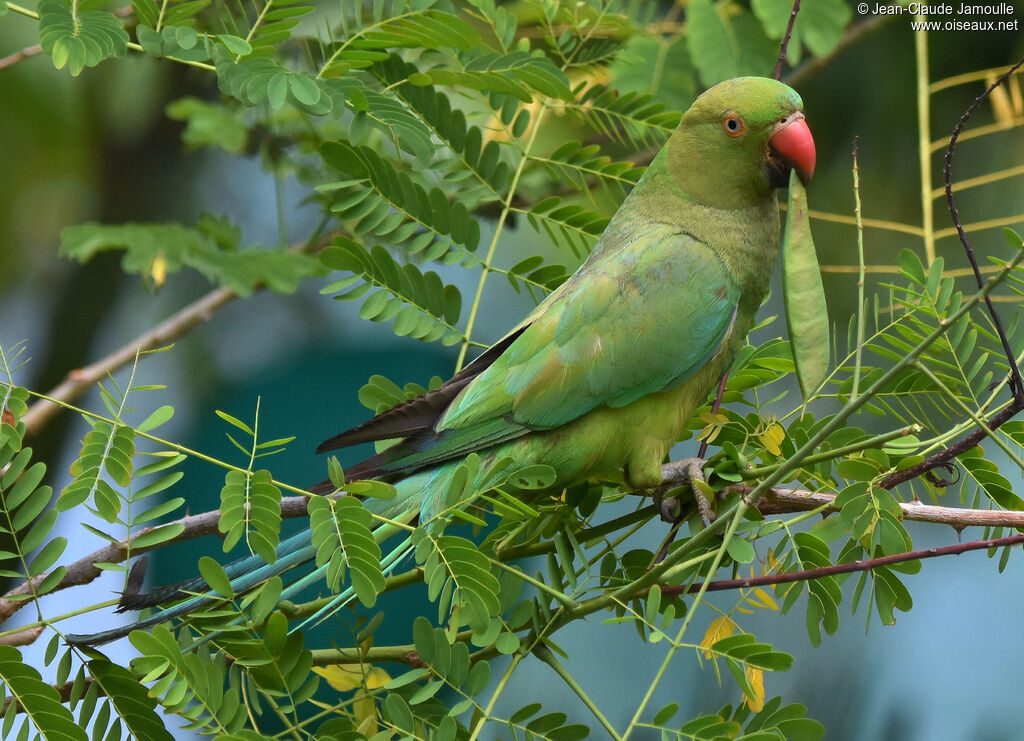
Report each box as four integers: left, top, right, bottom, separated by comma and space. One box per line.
9, 466, 1024, 625
697, 372, 728, 460
851, 138, 866, 400
0, 44, 43, 71
943, 53, 1024, 401
662, 533, 1024, 597
878, 398, 1024, 489
21, 288, 238, 435
773, 0, 802, 80
875, 54, 1024, 492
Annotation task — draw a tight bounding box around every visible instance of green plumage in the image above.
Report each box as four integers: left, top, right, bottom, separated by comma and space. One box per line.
368, 77, 805, 517
67, 76, 811, 647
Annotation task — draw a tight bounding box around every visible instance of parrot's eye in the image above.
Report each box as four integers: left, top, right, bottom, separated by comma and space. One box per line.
722, 114, 744, 137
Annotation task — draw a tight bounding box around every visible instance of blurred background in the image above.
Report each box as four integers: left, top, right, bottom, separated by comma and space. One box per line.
1, 3, 1023, 738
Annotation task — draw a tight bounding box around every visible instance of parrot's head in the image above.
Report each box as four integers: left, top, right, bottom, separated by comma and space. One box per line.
666, 77, 815, 209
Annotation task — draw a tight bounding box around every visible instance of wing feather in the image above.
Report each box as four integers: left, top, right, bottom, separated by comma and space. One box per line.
325, 225, 739, 480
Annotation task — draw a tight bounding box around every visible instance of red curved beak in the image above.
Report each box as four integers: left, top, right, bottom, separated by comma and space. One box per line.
769, 113, 815, 184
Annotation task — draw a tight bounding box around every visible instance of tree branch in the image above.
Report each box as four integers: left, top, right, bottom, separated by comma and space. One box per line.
772, 0, 801, 80
9, 465, 1024, 625
21, 285, 239, 435
21, 227, 336, 436
943, 55, 1024, 402
662, 533, 1024, 597
0, 495, 315, 621
0, 44, 43, 71
744, 483, 1024, 528
878, 397, 1024, 490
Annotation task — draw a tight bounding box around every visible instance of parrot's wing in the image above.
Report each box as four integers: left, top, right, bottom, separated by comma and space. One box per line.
315, 325, 528, 452
340, 226, 740, 481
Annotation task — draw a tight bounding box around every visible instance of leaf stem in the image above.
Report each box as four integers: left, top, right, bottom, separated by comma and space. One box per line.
534, 644, 623, 740
456, 105, 549, 371
914, 22, 935, 266
851, 138, 867, 400
741, 424, 920, 478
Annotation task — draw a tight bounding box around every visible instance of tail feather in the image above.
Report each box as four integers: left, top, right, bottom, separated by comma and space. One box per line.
292, 534, 415, 634
67, 530, 318, 647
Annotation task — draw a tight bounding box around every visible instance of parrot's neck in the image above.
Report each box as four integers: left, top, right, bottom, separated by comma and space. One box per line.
602, 150, 780, 300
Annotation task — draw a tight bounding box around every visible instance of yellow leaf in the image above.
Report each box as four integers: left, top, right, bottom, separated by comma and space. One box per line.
750, 587, 779, 611
148, 252, 167, 290
354, 690, 379, 737
314, 664, 391, 692
700, 616, 735, 658
758, 422, 785, 456
697, 411, 729, 444
743, 666, 765, 712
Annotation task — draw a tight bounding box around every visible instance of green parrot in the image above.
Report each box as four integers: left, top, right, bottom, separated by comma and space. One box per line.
67, 75, 815, 646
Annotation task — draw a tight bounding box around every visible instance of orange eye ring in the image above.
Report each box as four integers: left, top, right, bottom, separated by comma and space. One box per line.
722, 114, 744, 137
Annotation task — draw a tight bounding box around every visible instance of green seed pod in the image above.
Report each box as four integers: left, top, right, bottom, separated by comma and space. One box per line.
782, 170, 829, 401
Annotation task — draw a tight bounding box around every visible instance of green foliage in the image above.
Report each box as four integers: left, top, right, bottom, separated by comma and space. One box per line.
87, 659, 175, 741
132, 0, 208, 30
686, 0, 777, 87
129, 627, 249, 733
0, 446, 66, 595
219, 469, 282, 563
165, 97, 248, 152
7, 0, 1024, 735
321, 238, 466, 345
318, 141, 479, 258
422, 49, 573, 102
782, 172, 829, 400
60, 419, 134, 517
60, 219, 322, 295
414, 530, 501, 634
752, 0, 851, 64
0, 646, 87, 741
309, 494, 385, 604
38, 0, 128, 76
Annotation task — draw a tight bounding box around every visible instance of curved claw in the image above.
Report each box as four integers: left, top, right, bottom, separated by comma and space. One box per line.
653, 458, 713, 525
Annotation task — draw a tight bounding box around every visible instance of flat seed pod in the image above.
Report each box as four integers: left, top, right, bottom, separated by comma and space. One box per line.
782, 170, 829, 400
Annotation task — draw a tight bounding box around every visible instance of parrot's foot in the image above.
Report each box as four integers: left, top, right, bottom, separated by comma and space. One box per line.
654, 458, 712, 525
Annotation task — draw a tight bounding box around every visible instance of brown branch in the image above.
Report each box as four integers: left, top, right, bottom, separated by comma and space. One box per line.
747, 483, 1024, 528
0, 494, 315, 621
878, 398, 1024, 490
663, 533, 1024, 597
0, 44, 43, 71
943, 54, 1024, 402
8, 463, 1024, 625
21, 285, 239, 435
773, 0, 802, 80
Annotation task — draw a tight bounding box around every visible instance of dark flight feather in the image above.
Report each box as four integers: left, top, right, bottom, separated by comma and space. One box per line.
315, 326, 527, 453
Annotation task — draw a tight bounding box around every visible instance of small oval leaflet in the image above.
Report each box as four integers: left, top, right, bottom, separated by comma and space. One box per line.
782, 169, 829, 400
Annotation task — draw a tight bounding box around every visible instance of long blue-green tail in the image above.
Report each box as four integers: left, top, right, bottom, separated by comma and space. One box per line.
65, 529, 319, 646
65, 464, 453, 647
